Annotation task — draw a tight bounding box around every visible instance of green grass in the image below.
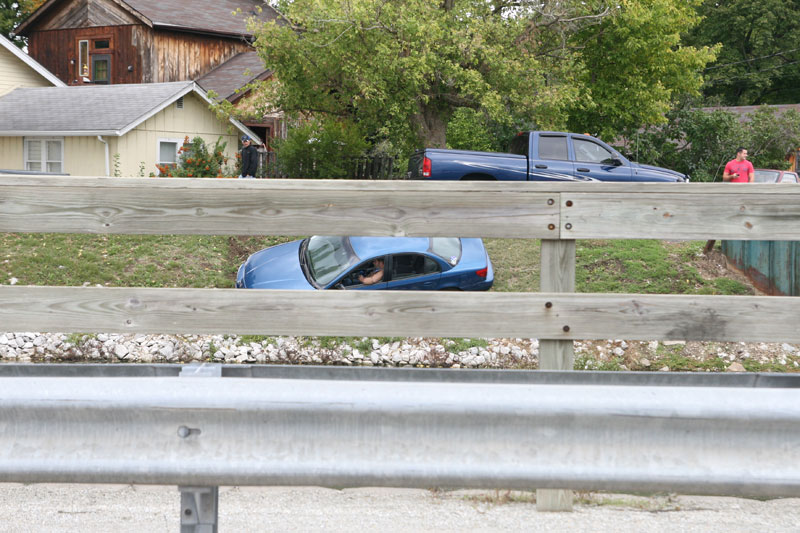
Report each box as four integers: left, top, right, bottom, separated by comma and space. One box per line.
0, 234, 293, 288
485, 238, 752, 295
2, 233, 752, 297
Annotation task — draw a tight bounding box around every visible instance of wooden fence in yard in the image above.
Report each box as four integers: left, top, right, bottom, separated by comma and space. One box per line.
2, 176, 800, 514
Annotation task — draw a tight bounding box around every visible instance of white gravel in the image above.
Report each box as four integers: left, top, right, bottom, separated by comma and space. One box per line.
2, 332, 798, 369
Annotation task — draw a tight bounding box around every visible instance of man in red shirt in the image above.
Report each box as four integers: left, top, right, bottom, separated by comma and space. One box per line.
723, 147, 754, 182
706, 146, 755, 253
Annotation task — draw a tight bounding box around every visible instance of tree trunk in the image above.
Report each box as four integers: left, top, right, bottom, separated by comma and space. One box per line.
413, 102, 448, 148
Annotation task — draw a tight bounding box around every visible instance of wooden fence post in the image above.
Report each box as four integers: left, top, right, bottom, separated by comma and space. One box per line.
536, 238, 576, 511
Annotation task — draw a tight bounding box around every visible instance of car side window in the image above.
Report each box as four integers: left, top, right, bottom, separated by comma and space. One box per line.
573, 138, 613, 163
783, 173, 798, 183
339, 259, 382, 287
538, 136, 568, 160
391, 254, 440, 280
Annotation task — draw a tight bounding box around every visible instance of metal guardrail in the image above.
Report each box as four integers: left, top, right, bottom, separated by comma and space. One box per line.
2, 364, 799, 497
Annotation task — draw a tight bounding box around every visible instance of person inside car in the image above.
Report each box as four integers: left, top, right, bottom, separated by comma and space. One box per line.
358, 258, 384, 285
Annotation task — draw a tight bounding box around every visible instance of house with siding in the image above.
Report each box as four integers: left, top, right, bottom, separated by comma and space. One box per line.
0, 81, 258, 176
12, 0, 282, 144
0, 33, 65, 97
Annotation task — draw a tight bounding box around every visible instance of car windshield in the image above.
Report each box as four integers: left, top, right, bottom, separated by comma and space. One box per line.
304, 236, 359, 287
429, 237, 462, 266
754, 170, 779, 183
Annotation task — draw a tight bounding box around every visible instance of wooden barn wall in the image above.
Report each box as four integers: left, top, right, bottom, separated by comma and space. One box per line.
28, 25, 142, 85
29, 0, 138, 31
151, 30, 251, 83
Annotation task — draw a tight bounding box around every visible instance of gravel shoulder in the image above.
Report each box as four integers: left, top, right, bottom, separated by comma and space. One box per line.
1, 484, 799, 533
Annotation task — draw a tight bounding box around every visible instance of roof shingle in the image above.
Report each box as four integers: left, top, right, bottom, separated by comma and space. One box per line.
0, 82, 193, 134
124, 0, 279, 37
196, 51, 271, 101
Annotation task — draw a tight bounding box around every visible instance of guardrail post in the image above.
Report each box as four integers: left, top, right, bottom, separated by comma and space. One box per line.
537, 239, 576, 512
179, 363, 222, 532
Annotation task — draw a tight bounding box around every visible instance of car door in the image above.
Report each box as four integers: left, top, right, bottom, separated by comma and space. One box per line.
528, 133, 576, 180
570, 136, 633, 182
386, 254, 442, 290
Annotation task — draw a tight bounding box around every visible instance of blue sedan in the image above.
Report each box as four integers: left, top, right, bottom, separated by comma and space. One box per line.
235, 236, 494, 291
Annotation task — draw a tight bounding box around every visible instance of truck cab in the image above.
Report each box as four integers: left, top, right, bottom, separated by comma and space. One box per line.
514, 132, 687, 183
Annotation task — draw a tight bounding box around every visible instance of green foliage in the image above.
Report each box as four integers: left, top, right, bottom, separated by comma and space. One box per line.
568, 0, 717, 138
686, 0, 800, 105
446, 108, 524, 152
252, 0, 617, 153
631, 103, 800, 181
156, 136, 232, 178
273, 117, 369, 178
0, 0, 40, 46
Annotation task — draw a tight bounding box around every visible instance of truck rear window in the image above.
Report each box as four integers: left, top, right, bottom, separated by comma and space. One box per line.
509, 134, 529, 156
539, 136, 569, 160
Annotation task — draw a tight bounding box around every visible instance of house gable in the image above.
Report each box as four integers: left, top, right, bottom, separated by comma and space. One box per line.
0, 35, 64, 96
16, 0, 145, 34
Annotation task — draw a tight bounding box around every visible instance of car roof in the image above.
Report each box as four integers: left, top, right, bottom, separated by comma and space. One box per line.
348, 237, 438, 259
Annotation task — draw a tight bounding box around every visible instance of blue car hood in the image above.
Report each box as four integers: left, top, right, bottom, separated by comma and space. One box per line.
240, 240, 315, 289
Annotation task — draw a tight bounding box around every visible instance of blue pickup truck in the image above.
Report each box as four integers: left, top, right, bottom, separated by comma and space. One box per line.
408, 131, 689, 182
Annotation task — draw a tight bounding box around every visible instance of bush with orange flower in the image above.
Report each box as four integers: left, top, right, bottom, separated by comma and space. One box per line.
154, 136, 235, 178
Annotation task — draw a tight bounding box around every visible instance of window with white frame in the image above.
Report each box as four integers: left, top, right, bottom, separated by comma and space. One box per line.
25, 138, 64, 173
157, 138, 183, 174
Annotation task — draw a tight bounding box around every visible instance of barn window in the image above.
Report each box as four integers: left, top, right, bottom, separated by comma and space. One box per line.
78, 40, 89, 80
94, 39, 110, 49
24, 138, 64, 173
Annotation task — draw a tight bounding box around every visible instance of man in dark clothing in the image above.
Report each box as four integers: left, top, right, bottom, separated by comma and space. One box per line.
239, 135, 259, 179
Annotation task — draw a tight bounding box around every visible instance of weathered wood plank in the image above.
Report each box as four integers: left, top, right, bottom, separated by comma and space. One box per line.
2, 286, 799, 342
562, 191, 800, 240
539, 239, 576, 368
0, 176, 560, 238
538, 240, 576, 511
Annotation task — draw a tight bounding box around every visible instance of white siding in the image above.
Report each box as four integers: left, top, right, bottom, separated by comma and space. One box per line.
0, 45, 55, 97
117, 93, 240, 177
0, 137, 24, 170
0, 93, 242, 177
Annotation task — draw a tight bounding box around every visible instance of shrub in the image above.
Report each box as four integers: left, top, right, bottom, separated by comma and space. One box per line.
273, 117, 368, 178
155, 136, 234, 178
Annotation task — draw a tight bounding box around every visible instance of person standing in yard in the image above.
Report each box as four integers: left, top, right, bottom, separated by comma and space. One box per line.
706, 147, 755, 253
238, 135, 259, 179
722, 147, 754, 183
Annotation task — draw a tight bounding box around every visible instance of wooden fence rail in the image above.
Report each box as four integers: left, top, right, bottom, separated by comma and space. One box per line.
1, 176, 799, 345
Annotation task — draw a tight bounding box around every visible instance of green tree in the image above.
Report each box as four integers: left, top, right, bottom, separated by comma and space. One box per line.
1, 0, 43, 47
567, 0, 717, 139
273, 116, 369, 178
633, 102, 800, 181
686, 0, 800, 105
251, 0, 613, 152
